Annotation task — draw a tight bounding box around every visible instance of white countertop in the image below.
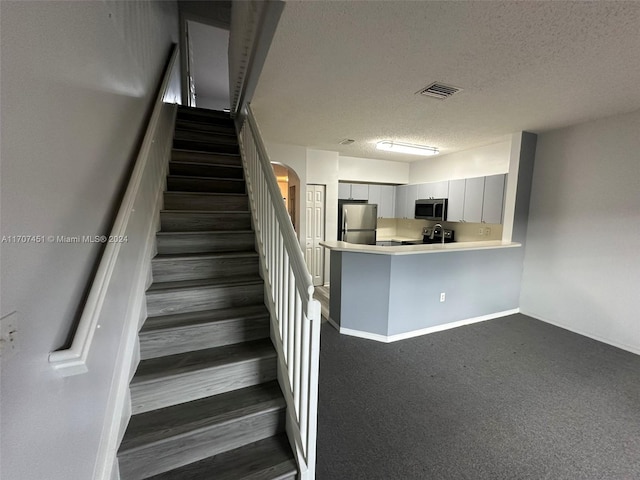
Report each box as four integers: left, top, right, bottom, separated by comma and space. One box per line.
376, 236, 422, 243
320, 240, 521, 255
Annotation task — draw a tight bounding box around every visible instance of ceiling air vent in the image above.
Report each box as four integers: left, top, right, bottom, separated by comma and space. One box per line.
417, 82, 461, 100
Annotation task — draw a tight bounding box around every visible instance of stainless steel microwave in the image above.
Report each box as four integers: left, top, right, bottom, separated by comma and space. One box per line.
415, 198, 447, 221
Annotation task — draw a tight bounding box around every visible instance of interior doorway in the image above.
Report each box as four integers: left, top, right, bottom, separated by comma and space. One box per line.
305, 184, 325, 286
272, 163, 299, 233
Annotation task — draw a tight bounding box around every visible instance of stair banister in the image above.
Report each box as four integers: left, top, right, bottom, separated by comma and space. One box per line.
238, 105, 322, 480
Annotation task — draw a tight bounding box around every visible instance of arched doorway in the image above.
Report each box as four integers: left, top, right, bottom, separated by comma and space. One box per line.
271, 163, 300, 234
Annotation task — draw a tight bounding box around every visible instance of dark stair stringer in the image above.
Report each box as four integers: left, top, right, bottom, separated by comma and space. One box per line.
117, 106, 298, 480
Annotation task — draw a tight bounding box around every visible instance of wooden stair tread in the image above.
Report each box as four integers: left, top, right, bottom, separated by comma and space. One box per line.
153, 251, 258, 261
167, 174, 244, 182
172, 148, 239, 157
147, 274, 263, 292
131, 339, 275, 385
140, 305, 269, 332
164, 190, 247, 197
170, 160, 242, 169
145, 434, 297, 480
175, 119, 236, 133
177, 106, 232, 118
120, 381, 283, 452
160, 209, 250, 215
156, 229, 253, 236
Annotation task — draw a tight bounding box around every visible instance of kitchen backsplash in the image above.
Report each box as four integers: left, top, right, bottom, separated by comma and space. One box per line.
377, 218, 503, 242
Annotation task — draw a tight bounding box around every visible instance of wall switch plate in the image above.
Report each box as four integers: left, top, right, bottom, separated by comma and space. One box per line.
440, 292, 446, 302
1, 311, 20, 358
485, 227, 492, 235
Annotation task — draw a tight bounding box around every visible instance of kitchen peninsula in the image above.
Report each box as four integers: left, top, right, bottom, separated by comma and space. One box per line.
321, 240, 523, 341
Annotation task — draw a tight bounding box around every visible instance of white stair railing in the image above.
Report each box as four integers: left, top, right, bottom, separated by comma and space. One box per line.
238, 105, 321, 480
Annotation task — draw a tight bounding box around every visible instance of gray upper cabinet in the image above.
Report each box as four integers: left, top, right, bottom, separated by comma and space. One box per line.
447, 175, 505, 223
417, 181, 449, 199
378, 185, 396, 218
447, 179, 466, 222
338, 183, 351, 199
351, 183, 369, 200
338, 183, 369, 200
462, 177, 484, 223
395, 185, 408, 218
405, 184, 418, 218
482, 174, 506, 224
367, 184, 395, 218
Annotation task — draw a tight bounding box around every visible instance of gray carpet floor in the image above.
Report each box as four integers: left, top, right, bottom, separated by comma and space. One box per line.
316, 314, 640, 479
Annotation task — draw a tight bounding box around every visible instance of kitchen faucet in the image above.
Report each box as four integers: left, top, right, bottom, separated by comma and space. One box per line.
432, 223, 445, 244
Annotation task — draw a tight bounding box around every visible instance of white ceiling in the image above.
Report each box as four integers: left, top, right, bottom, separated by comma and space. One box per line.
251, 1, 640, 162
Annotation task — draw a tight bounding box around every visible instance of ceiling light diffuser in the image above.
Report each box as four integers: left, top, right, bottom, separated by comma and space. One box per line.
376, 141, 439, 156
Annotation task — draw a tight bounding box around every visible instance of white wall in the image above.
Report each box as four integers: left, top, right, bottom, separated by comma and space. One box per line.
409, 139, 511, 184
520, 109, 640, 355
0, 2, 178, 479
339, 155, 409, 184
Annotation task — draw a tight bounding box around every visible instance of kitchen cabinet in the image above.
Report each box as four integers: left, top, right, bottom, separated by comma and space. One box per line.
338, 183, 351, 199
395, 184, 418, 219
446, 175, 505, 223
417, 181, 449, 200
405, 184, 418, 218
462, 177, 484, 223
338, 183, 369, 200
395, 185, 408, 218
368, 184, 396, 218
351, 183, 369, 200
482, 174, 505, 224
447, 179, 465, 222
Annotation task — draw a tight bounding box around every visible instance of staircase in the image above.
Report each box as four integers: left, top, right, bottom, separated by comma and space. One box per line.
117, 106, 298, 480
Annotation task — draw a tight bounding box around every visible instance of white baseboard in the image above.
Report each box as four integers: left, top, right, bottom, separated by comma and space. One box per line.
338, 309, 521, 343
522, 310, 640, 357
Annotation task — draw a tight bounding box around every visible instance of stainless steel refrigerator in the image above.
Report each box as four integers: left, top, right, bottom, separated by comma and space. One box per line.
339, 201, 378, 245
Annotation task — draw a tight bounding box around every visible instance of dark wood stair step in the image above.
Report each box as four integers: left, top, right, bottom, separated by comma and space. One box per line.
129, 339, 277, 414
175, 118, 236, 136
144, 434, 297, 480
163, 191, 248, 212
173, 139, 239, 155
119, 382, 286, 479
160, 211, 252, 232
174, 129, 239, 146
172, 149, 241, 167
169, 161, 243, 180
167, 175, 246, 194
151, 251, 259, 283
139, 304, 270, 360
177, 106, 233, 125
145, 275, 264, 316
155, 230, 255, 254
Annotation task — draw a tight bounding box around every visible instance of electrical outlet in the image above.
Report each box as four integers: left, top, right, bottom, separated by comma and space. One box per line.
478, 227, 484, 236
440, 292, 446, 302
1, 311, 20, 358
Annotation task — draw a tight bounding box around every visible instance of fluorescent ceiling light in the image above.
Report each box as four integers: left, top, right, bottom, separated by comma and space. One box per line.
376, 141, 439, 156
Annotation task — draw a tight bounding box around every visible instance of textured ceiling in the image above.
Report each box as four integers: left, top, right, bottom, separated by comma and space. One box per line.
251, 1, 640, 162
